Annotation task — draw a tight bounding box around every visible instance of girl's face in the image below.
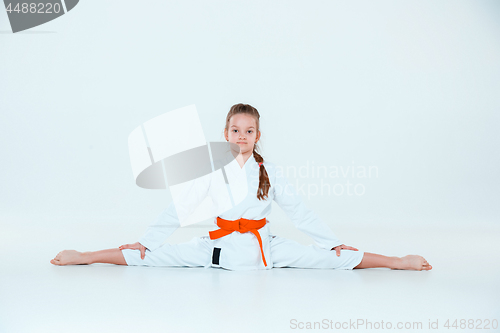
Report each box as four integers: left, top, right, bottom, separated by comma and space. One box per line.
224, 113, 260, 155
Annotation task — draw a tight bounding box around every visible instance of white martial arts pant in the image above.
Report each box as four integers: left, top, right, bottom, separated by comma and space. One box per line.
121, 235, 365, 270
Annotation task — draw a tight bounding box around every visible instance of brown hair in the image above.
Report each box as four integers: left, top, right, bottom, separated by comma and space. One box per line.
225, 103, 270, 201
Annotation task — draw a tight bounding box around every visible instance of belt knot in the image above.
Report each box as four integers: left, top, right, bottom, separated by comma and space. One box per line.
208, 216, 268, 267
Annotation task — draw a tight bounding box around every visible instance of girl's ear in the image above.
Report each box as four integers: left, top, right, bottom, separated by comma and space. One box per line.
223, 128, 228, 141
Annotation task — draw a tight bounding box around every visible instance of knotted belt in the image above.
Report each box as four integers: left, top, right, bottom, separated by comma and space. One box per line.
208, 216, 268, 267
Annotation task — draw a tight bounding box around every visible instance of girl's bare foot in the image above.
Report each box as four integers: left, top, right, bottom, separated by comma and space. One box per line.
50, 250, 88, 266
392, 255, 432, 271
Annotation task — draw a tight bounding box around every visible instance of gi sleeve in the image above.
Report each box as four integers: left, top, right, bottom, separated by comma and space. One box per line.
138, 174, 212, 251
138, 201, 178, 252
272, 166, 343, 250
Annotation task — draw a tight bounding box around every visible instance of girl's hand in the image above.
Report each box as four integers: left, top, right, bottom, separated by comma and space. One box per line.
331, 244, 359, 257
119, 242, 148, 260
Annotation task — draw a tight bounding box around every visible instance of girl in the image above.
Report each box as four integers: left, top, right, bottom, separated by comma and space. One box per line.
50, 103, 432, 271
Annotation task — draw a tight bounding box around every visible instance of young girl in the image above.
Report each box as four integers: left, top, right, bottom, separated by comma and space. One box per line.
50, 103, 432, 271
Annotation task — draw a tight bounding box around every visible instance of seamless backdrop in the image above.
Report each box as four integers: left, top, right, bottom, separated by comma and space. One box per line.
1, 1, 500, 332
1, 1, 499, 231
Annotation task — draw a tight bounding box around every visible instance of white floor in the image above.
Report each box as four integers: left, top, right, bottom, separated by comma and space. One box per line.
1, 218, 499, 333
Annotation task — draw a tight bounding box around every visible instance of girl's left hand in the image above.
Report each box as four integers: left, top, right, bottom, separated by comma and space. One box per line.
331, 244, 359, 257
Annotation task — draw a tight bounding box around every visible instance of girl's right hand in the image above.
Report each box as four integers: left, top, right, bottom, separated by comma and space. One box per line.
119, 242, 148, 260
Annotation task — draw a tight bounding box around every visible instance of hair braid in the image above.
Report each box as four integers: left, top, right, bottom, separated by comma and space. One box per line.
252, 147, 270, 201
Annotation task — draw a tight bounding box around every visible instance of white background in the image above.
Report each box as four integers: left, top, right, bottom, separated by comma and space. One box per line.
1, 0, 498, 227
1, 1, 499, 332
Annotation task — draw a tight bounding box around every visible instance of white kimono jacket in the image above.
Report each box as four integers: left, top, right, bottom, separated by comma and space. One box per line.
138, 154, 343, 271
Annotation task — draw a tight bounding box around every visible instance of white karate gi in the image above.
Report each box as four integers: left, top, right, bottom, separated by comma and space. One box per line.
121, 155, 364, 270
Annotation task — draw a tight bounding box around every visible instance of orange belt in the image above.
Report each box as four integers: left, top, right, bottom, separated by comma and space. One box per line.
208, 216, 268, 267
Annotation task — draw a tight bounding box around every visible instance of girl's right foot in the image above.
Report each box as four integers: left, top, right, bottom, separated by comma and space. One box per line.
50, 250, 88, 266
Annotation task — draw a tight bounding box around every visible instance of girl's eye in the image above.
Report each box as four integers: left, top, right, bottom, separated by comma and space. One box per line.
231, 129, 252, 133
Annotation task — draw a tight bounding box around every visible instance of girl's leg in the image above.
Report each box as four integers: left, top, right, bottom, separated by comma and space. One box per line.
269, 236, 432, 271
50, 249, 127, 266
353, 252, 432, 270
270, 235, 365, 269
50, 236, 213, 267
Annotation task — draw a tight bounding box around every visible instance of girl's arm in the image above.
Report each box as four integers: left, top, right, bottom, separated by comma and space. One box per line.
138, 173, 212, 252
137, 201, 179, 251
272, 166, 343, 251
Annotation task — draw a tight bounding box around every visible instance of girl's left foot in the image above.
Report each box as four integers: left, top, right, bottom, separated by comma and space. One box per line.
392, 255, 432, 271
50, 250, 88, 265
